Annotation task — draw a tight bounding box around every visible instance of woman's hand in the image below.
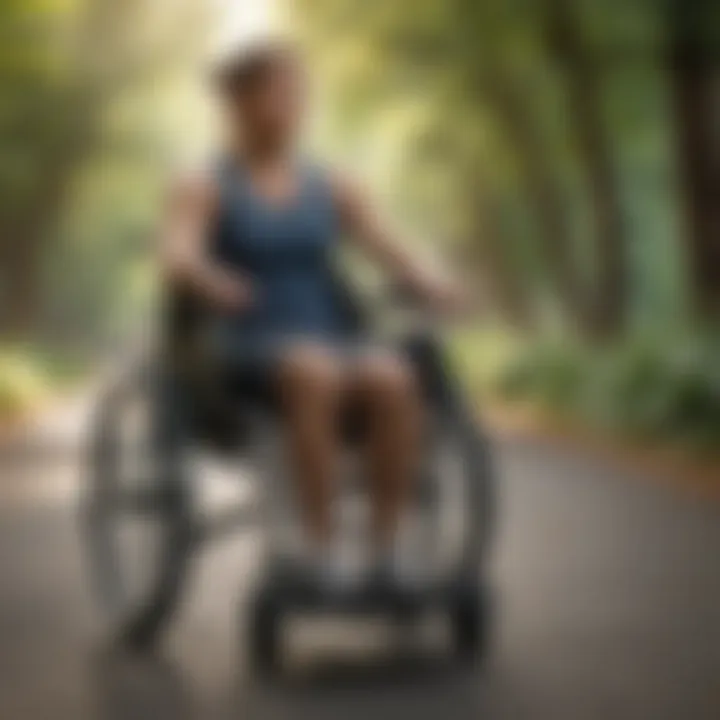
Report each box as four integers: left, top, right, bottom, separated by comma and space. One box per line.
413, 272, 473, 318
160, 170, 256, 314
200, 267, 255, 313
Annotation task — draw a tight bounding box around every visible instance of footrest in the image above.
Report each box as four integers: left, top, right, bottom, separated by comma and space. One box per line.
262, 561, 458, 614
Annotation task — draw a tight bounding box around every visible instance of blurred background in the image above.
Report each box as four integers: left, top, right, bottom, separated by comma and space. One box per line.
0, 0, 718, 718
1, 0, 719, 459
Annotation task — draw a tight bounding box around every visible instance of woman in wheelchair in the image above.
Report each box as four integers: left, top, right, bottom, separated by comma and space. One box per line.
161, 40, 465, 590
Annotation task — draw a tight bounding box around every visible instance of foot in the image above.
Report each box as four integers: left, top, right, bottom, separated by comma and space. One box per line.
302, 543, 358, 595
369, 544, 427, 593
319, 549, 357, 594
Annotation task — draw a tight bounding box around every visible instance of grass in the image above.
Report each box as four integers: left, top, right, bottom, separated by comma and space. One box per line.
0, 345, 87, 426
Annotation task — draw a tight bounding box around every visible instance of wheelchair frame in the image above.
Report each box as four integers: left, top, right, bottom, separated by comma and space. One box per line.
82, 274, 496, 665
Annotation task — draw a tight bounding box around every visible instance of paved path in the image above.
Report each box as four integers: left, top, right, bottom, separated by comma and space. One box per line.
0, 399, 718, 720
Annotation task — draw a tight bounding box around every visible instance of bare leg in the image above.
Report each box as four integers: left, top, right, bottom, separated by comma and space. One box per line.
276, 343, 344, 550
350, 351, 424, 552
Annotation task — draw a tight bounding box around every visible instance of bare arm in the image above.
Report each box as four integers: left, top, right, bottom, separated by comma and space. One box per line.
159, 171, 252, 311
332, 174, 465, 311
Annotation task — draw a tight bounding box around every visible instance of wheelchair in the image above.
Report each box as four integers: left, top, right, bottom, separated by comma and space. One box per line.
81, 270, 496, 674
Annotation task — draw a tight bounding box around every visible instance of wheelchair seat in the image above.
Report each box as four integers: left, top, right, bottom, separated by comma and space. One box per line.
161, 278, 379, 454
193, 343, 385, 456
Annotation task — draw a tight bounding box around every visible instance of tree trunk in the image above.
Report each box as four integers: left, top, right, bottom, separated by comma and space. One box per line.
482, 75, 589, 333
0, 222, 43, 338
0, 152, 80, 339
0, 0, 203, 340
668, 0, 720, 321
463, 172, 533, 328
545, 0, 627, 338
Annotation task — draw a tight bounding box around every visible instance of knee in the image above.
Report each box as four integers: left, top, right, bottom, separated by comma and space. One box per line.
359, 355, 420, 410
277, 345, 343, 407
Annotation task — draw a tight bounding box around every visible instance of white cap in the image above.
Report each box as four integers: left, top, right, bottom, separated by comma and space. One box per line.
207, 0, 286, 72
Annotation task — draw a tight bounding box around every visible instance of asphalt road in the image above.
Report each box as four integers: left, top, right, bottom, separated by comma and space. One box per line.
0, 402, 718, 720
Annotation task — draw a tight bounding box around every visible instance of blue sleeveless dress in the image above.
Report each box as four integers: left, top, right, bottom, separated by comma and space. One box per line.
210, 159, 353, 360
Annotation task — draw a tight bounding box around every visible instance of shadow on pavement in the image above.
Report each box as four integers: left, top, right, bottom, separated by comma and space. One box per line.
90, 647, 197, 720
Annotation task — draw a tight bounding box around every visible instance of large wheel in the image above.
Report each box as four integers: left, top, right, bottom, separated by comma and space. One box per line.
450, 408, 496, 573
450, 580, 491, 665
400, 333, 496, 583
248, 583, 283, 678
413, 407, 495, 585
82, 362, 195, 649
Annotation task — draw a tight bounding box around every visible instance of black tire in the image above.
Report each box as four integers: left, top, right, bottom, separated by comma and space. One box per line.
450, 581, 491, 665
456, 410, 496, 571
248, 586, 282, 678
423, 408, 495, 582
83, 361, 195, 650
405, 333, 496, 577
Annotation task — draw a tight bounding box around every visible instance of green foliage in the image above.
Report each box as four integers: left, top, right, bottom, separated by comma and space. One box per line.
0, 0, 205, 342
0, 349, 50, 421
1, 0, 716, 458
0, 341, 89, 421
483, 332, 720, 450
297, 0, 690, 336
495, 339, 587, 410
297, 0, 719, 455
449, 327, 528, 397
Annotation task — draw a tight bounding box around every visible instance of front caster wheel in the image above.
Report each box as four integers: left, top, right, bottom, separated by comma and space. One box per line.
248, 588, 283, 679
450, 581, 491, 666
